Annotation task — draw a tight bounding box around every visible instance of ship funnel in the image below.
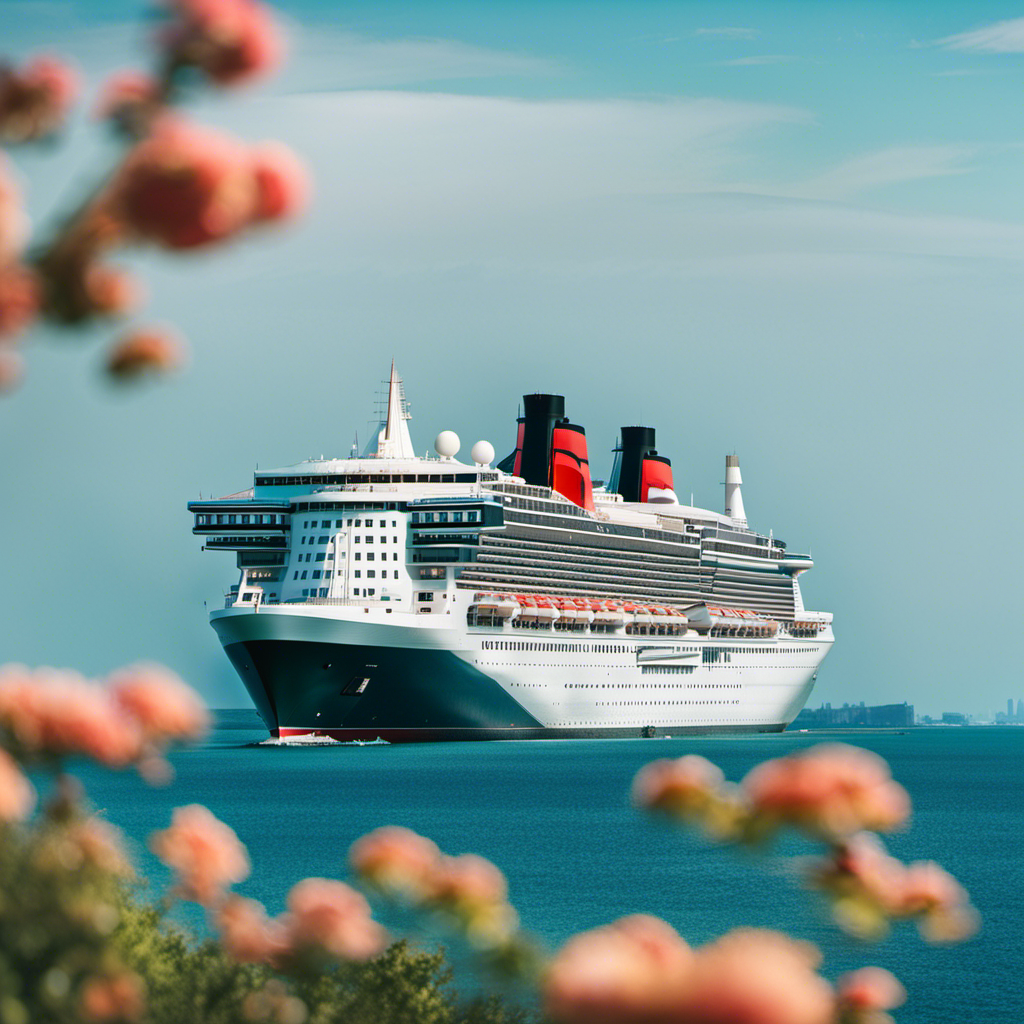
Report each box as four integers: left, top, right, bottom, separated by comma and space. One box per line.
551, 420, 595, 511
498, 393, 566, 486
611, 426, 677, 504
724, 455, 747, 526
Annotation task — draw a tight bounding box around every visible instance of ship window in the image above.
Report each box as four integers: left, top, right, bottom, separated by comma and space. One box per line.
378, 520, 386, 528
354, 553, 361, 561
292, 571, 298, 579
321, 520, 330, 527
380, 536, 386, 544
392, 520, 397, 527
368, 588, 375, 596
325, 570, 332, 578
343, 676, 370, 696
418, 592, 434, 602
367, 571, 376, 578
347, 518, 353, 526
318, 536, 328, 543
367, 553, 374, 561
452, 512, 463, 523
354, 536, 360, 543
355, 570, 361, 578
392, 553, 398, 560
300, 571, 307, 579
393, 571, 399, 578
315, 553, 325, 562
438, 512, 448, 522
241, 515, 250, 524
355, 519, 361, 527
312, 570, 321, 579
468, 511, 478, 522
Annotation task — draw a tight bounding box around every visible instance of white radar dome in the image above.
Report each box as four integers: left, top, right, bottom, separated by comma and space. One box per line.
471, 440, 495, 466
434, 430, 461, 459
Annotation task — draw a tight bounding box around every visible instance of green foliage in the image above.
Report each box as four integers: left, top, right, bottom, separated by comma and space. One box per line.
111, 897, 537, 1024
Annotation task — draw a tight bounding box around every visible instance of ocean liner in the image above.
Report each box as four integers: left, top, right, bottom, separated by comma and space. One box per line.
188, 365, 833, 742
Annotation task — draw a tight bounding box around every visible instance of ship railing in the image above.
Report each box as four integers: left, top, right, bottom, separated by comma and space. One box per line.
282, 596, 395, 607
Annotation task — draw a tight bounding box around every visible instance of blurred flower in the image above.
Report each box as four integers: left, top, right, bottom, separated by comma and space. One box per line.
741, 744, 910, 841
545, 914, 695, 1024
83, 265, 142, 317
283, 878, 387, 962
0, 264, 40, 340
250, 143, 309, 222
241, 980, 307, 1024
900, 861, 979, 943
0, 747, 35, 821
110, 663, 209, 743
812, 832, 978, 943
0, 54, 79, 142
0, 155, 29, 260
79, 971, 145, 1022
632, 754, 742, 837
149, 804, 250, 905
679, 928, 833, 1024
430, 852, 518, 944
66, 817, 133, 876
0, 349, 25, 393
836, 966, 906, 1023
95, 70, 162, 137
106, 327, 187, 381
162, 0, 283, 86
217, 895, 290, 965
349, 825, 442, 898
0, 665, 142, 766
107, 118, 256, 249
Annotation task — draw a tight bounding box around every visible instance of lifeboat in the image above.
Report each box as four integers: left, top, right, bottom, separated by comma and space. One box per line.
473, 593, 518, 617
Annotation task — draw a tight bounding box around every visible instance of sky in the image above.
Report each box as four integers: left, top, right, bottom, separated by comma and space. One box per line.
2, 0, 1023, 719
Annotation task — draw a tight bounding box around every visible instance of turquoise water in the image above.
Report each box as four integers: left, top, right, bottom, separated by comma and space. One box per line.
74, 718, 1023, 1023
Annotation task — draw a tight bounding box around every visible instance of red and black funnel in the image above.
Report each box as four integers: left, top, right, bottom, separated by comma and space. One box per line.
612, 425, 674, 502
551, 421, 595, 511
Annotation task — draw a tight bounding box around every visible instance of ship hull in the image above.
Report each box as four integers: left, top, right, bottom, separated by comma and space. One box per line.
212, 607, 827, 743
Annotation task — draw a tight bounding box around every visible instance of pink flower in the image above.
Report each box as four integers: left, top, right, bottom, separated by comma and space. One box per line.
836, 967, 906, 1013
284, 878, 387, 961
67, 817, 133, 876
95, 70, 162, 135
349, 825, 442, 897
0, 350, 25, 393
0, 665, 142, 766
679, 929, 834, 1024
110, 663, 209, 743
149, 804, 250, 905
109, 118, 257, 249
545, 915, 696, 1024
82, 265, 142, 318
741, 744, 910, 840
0, 264, 40, 340
106, 327, 188, 380
162, 0, 283, 86
431, 853, 508, 910
250, 143, 309, 222
0, 54, 79, 142
0, 156, 29, 261
79, 971, 145, 1022
216, 895, 290, 964
900, 860, 979, 943
0, 748, 35, 821
632, 755, 726, 815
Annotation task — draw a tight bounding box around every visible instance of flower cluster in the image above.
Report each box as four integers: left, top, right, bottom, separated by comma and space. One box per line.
633, 744, 973, 946
835, 967, 906, 1024
350, 826, 519, 947
0, 662, 209, 778
160, 0, 282, 87
812, 831, 978, 943
542, 914, 890, 1024
103, 117, 307, 251
0, 54, 78, 143
1, 0, 306, 393
148, 803, 388, 969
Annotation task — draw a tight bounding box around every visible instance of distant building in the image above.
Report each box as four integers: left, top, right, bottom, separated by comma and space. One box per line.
941, 712, 970, 726
1009, 699, 1014, 720
1017, 700, 1024, 722
793, 702, 914, 728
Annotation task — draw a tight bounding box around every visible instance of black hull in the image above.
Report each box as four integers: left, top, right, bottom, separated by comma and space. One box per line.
223, 637, 787, 744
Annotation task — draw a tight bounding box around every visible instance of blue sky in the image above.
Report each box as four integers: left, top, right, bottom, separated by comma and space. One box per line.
2, 1, 1023, 718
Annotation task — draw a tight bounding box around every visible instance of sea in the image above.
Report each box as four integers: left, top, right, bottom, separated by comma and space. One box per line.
73, 716, 1023, 1024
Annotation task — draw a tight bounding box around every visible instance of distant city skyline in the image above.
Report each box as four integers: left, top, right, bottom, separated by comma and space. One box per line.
2, 1, 1023, 716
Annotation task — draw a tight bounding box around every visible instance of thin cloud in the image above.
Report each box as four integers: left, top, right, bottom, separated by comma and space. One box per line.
718, 55, 794, 67
695, 27, 759, 39
795, 145, 979, 200
936, 17, 1024, 53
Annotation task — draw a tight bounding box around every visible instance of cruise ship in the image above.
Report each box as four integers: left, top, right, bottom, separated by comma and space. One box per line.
188, 365, 833, 742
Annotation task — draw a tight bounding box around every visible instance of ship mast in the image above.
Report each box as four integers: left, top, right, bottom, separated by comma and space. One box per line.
375, 360, 415, 459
